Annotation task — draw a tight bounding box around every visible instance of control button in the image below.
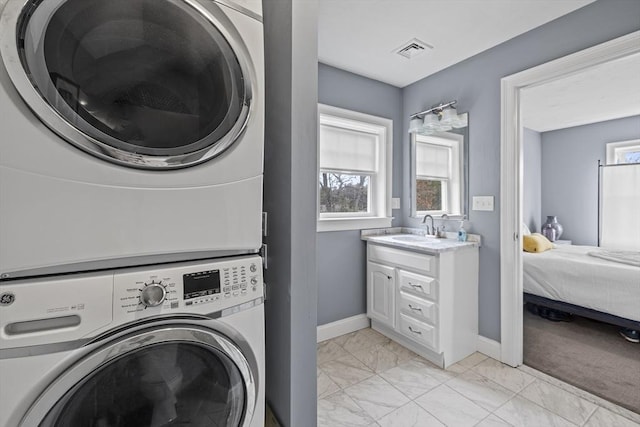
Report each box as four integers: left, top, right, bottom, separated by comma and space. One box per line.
224, 293, 231, 298
140, 283, 167, 307
252, 286, 257, 292
233, 291, 239, 296
250, 277, 258, 285
232, 285, 239, 290
241, 290, 247, 295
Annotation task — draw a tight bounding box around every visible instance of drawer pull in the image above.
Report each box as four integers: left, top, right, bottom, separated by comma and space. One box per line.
409, 283, 423, 289
387, 275, 392, 280
408, 304, 422, 312
408, 326, 422, 335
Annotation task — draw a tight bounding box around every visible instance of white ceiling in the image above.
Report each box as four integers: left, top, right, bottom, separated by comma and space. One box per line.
521, 53, 640, 132
318, 0, 595, 88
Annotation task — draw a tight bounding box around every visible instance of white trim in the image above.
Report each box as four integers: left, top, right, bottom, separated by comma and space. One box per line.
477, 335, 501, 361
317, 216, 393, 232
317, 314, 371, 343
500, 31, 640, 367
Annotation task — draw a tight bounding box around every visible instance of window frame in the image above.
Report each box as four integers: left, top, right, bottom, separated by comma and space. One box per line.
411, 132, 464, 218
317, 104, 393, 232
606, 139, 640, 165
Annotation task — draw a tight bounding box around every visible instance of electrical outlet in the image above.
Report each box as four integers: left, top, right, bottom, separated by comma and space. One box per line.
391, 198, 400, 209
472, 196, 494, 211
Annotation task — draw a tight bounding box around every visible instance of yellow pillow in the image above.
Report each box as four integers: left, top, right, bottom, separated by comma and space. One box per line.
523, 233, 554, 253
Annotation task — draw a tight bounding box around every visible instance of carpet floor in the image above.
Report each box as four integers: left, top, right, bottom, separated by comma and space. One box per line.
524, 309, 640, 414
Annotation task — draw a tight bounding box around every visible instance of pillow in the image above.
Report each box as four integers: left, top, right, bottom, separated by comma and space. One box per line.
521, 222, 532, 236
523, 233, 554, 253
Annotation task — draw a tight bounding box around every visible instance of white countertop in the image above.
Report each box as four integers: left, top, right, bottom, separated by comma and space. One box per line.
361, 228, 480, 254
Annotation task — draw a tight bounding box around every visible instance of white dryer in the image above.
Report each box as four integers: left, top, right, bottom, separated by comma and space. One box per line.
0, 255, 265, 427
0, 0, 264, 279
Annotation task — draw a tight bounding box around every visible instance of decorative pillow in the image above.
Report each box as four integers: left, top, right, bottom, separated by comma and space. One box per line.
523, 233, 554, 253
521, 222, 532, 236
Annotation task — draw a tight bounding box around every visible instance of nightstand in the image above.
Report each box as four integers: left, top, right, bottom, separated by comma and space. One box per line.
554, 240, 572, 245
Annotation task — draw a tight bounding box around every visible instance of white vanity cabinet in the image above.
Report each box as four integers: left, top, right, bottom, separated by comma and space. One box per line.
366, 240, 479, 368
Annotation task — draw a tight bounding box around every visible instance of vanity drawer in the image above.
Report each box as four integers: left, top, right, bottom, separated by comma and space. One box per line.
398, 270, 438, 301
399, 291, 437, 325
368, 244, 437, 276
399, 313, 438, 351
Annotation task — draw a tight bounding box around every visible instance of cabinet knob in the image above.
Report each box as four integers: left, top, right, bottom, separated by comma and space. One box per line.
387, 275, 392, 280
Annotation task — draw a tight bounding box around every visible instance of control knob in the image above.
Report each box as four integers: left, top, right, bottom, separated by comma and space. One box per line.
250, 263, 257, 273
140, 282, 167, 307
250, 277, 258, 285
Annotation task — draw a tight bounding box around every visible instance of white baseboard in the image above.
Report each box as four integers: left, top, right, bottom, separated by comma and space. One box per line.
317, 314, 370, 343
477, 335, 501, 360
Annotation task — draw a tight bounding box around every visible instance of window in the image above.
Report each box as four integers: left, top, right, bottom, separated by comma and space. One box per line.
606, 139, 640, 165
414, 133, 463, 216
317, 104, 392, 232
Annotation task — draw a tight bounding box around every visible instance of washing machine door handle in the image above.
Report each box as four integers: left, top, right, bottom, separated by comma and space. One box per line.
19, 325, 258, 427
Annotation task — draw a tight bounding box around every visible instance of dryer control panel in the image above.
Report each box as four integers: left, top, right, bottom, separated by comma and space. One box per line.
113, 255, 263, 322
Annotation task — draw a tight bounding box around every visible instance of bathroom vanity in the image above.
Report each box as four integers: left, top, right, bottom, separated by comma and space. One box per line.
363, 232, 479, 368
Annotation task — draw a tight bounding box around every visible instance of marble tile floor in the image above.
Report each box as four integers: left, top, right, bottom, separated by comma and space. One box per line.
317, 328, 640, 427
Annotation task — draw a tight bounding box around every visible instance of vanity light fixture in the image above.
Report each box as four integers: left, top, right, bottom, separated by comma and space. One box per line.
409, 100, 468, 135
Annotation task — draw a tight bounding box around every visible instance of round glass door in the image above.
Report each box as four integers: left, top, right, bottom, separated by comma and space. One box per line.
41, 342, 247, 426
19, 325, 258, 427
6, 0, 253, 168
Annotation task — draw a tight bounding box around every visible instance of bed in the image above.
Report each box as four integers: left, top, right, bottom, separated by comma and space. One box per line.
523, 244, 640, 330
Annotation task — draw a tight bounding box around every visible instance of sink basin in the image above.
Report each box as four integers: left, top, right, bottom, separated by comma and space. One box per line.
391, 235, 439, 242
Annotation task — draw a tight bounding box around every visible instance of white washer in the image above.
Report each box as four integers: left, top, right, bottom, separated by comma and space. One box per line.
0, 0, 264, 279
0, 255, 265, 427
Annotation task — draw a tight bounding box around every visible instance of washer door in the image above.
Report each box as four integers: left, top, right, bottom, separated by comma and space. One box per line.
0, 0, 253, 169
20, 325, 258, 426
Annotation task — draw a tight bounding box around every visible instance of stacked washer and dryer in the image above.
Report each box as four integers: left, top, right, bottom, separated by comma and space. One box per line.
0, 0, 265, 425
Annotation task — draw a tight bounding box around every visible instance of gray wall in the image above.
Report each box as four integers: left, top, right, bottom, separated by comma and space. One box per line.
540, 116, 640, 246
523, 128, 542, 233
263, 0, 318, 425
317, 64, 403, 326
401, 0, 640, 341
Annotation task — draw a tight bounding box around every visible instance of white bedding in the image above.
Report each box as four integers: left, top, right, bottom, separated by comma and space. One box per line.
523, 245, 640, 322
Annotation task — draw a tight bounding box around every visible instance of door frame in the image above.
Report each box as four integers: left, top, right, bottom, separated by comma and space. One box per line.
499, 31, 640, 367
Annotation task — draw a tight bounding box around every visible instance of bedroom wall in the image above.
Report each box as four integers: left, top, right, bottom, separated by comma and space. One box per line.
317, 63, 403, 326
401, 0, 640, 341
523, 128, 542, 233
541, 115, 640, 246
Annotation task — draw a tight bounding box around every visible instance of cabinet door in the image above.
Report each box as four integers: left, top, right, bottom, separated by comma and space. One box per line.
367, 262, 395, 327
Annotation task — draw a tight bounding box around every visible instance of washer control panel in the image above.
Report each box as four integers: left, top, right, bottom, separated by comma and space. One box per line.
113, 256, 263, 321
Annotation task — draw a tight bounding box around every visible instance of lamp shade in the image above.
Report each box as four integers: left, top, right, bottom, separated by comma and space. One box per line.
422, 113, 439, 130
440, 107, 457, 125
409, 117, 423, 133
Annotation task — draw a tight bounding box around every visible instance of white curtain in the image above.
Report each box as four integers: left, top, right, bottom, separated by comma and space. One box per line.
319, 125, 378, 172
601, 163, 640, 250
416, 143, 450, 178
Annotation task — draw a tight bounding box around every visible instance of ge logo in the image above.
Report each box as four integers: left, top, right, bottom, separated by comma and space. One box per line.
0, 293, 15, 306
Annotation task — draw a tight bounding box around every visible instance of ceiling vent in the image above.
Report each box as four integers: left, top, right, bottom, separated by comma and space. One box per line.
394, 38, 433, 59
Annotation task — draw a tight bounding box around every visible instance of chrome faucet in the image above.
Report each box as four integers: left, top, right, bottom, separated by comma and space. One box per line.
421, 214, 435, 235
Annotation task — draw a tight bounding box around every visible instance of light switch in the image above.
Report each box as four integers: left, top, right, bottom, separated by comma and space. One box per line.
472, 196, 494, 211
391, 198, 400, 209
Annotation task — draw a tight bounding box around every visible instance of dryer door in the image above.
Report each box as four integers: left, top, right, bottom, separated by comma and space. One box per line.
20, 325, 258, 427
0, 0, 254, 169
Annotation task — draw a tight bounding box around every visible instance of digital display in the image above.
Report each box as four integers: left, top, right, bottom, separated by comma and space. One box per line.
183, 270, 221, 300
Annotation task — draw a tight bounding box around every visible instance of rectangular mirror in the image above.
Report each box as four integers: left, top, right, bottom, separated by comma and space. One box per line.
410, 117, 469, 219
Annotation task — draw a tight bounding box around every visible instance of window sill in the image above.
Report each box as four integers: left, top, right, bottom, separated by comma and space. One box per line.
317, 216, 393, 232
